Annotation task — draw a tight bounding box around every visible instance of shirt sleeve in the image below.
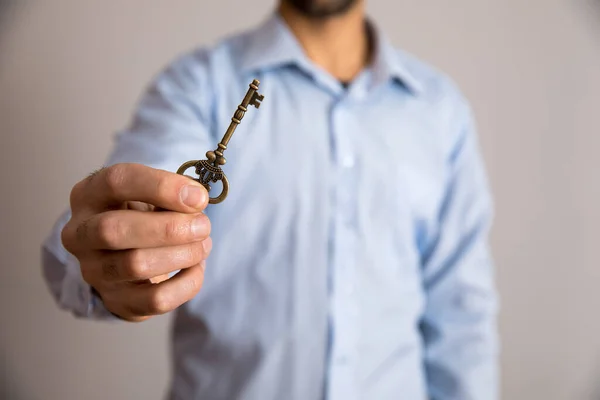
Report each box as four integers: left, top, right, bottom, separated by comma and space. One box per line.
420, 98, 499, 400
41, 50, 215, 320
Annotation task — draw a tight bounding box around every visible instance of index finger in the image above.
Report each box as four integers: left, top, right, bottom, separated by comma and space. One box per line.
72, 163, 208, 213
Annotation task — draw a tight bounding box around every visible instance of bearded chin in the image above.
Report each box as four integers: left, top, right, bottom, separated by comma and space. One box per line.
286, 0, 358, 18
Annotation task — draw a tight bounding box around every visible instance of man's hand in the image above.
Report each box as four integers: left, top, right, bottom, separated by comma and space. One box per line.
61, 163, 212, 322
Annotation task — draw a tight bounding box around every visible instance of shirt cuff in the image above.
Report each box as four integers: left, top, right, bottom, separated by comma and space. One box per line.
60, 251, 121, 321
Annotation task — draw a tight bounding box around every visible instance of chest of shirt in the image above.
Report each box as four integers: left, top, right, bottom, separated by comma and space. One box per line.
207, 74, 449, 240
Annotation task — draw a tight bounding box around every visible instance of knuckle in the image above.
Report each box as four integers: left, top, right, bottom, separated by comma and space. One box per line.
120, 296, 143, 317
74, 218, 91, 246
154, 174, 172, 203
189, 242, 203, 262
186, 273, 202, 295
96, 215, 125, 248
79, 258, 101, 286
122, 250, 148, 279
163, 217, 186, 243
147, 290, 171, 315
69, 180, 86, 209
103, 164, 127, 195
60, 221, 76, 252
101, 257, 121, 281
187, 267, 205, 298
172, 245, 193, 267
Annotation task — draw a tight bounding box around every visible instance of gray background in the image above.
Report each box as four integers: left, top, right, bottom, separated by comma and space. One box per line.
1, 0, 599, 399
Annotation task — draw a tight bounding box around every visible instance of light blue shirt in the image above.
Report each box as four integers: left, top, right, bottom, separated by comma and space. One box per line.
42, 12, 499, 400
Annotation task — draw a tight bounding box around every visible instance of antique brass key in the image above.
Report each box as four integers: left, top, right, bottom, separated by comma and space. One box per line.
177, 79, 264, 204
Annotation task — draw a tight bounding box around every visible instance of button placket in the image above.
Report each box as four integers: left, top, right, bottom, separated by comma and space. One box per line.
326, 100, 360, 400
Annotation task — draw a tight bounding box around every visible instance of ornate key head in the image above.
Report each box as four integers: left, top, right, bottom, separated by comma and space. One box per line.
176, 79, 264, 204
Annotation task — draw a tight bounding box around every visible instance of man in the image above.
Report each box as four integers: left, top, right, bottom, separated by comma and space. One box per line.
42, 0, 499, 399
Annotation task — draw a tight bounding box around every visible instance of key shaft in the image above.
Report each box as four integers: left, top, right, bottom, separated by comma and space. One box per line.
176, 79, 264, 204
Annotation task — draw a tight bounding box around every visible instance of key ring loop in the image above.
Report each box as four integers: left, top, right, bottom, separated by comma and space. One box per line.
177, 160, 230, 205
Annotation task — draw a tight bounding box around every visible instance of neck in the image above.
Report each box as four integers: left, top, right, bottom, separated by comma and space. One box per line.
278, 1, 370, 82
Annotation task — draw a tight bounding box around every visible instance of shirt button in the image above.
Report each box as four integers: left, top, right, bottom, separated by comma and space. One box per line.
353, 88, 366, 99
346, 284, 355, 296
342, 155, 355, 168
335, 355, 349, 365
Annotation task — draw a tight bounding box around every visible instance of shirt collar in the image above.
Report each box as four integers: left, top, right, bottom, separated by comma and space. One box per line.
238, 12, 310, 74
238, 12, 423, 96
367, 21, 424, 95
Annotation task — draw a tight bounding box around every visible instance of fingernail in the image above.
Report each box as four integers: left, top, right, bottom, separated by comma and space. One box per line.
191, 215, 207, 238
202, 237, 213, 253
181, 185, 206, 208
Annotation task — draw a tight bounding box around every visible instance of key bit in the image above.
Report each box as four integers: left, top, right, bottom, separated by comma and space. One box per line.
250, 91, 265, 108
177, 79, 264, 204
